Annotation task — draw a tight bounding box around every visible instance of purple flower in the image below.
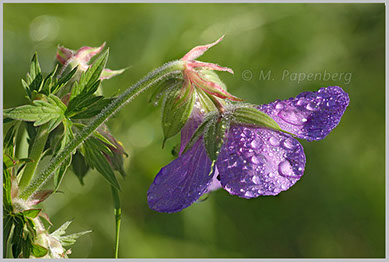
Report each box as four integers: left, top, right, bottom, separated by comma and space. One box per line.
147, 86, 349, 213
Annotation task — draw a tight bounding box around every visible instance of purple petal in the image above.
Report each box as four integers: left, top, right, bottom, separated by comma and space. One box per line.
179, 106, 203, 155
147, 139, 215, 213
258, 86, 349, 141
216, 125, 306, 198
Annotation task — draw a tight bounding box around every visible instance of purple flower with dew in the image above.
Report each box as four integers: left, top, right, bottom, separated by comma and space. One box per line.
148, 86, 349, 213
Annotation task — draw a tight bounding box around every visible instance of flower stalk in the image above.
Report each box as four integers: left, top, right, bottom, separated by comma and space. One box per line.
19, 60, 184, 200
18, 123, 50, 191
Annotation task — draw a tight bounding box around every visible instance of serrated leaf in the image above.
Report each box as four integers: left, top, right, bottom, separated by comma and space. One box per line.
4, 94, 66, 131
70, 50, 108, 100
51, 66, 78, 94
70, 97, 113, 119
66, 81, 102, 118
41, 64, 58, 95
31, 244, 48, 257
204, 116, 229, 161
232, 106, 282, 131
22, 209, 41, 219
83, 137, 120, 190
161, 86, 195, 144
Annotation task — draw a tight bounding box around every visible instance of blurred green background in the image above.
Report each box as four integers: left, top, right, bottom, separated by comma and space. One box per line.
3, 3, 385, 258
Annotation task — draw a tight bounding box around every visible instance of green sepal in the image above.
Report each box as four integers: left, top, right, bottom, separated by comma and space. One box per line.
196, 89, 217, 113
149, 79, 181, 105
232, 106, 282, 131
51, 66, 78, 94
161, 86, 195, 144
181, 112, 216, 155
204, 116, 229, 161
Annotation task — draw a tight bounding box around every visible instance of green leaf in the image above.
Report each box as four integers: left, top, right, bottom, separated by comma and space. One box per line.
3, 163, 13, 211
161, 86, 195, 144
3, 154, 33, 169
31, 244, 48, 257
3, 214, 13, 256
70, 97, 113, 119
51, 66, 78, 94
3, 122, 20, 157
204, 116, 229, 161
41, 64, 58, 95
83, 137, 121, 190
70, 49, 109, 100
23, 53, 43, 99
232, 106, 282, 131
66, 81, 103, 118
4, 94, 67, 132
22, 209, 41, 219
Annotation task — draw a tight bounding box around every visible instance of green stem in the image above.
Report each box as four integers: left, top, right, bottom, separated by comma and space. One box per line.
19, 60, 183, 200
18, 123, 50, 191
111, 186, 121, 259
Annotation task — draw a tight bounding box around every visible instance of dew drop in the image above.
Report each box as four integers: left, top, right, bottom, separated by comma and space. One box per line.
252, 175, 260, 184
275, 101, 285, 110
278, 160, 295, 177
250, 139, 262, 149
244, 191, 254, 198
269, 136, 279, 146
283, 138, 296, 149
306, 102, 317, 111
327, 99, 336, 107
278, 108, 306, 126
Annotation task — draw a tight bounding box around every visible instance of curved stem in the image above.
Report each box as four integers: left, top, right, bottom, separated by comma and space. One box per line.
19, 60, 184, 200
18, 123, 50, 191
111, 186, 121, 258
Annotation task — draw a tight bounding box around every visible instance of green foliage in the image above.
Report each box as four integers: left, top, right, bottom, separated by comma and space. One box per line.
203, 116, 229, 161
161, 85, 195, 145
3, 46, 125, 258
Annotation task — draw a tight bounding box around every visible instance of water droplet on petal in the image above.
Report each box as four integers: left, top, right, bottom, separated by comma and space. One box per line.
278, 108, 306, 126
283, 138, 296, 149
278, 160, 295, 177
327, 99, 336, 107
244, 191, 254, 198
250, 139, 263, 149
252, 175, 260, 184
306, 102, 317, 111
275, 101, 285, 110
269, 136, 279, 146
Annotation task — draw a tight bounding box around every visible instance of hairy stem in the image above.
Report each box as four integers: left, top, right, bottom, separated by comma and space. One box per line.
19, 60, 184, 199
111, 186, 121, 259
18, 123, 50, 191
